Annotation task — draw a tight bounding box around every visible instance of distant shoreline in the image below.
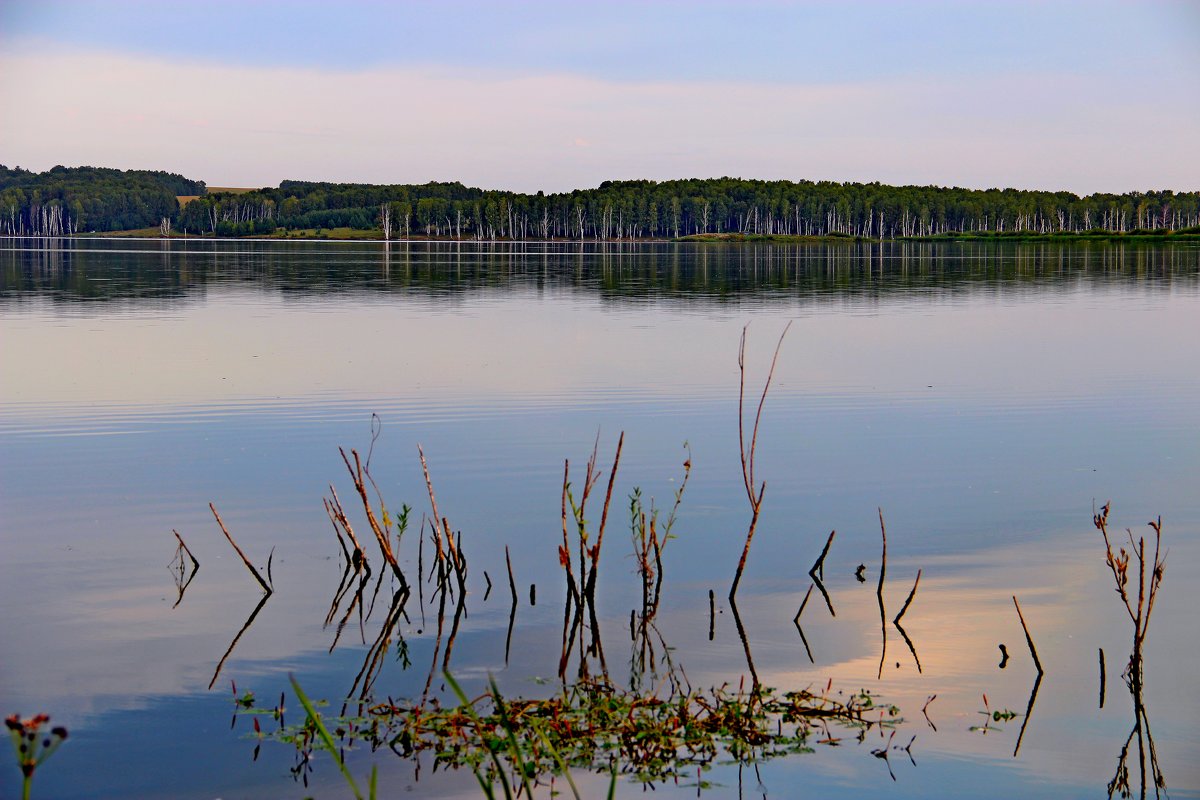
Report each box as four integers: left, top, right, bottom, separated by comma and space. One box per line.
68, 229, 1200, 244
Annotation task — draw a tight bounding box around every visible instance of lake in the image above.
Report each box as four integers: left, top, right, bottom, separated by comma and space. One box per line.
2, 238, 1198, 799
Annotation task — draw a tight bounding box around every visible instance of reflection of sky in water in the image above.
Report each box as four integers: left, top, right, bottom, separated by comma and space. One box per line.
1, 241, 1198, 798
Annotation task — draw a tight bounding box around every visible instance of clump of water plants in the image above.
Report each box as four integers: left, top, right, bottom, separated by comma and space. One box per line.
257, 675, 899, 795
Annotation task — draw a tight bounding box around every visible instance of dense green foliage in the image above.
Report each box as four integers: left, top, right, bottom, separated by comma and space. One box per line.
180, 177, 1200, 240
0, 165, 204, 234
3, 164, 1198, 239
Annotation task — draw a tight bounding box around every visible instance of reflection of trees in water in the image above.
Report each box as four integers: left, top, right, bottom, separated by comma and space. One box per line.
2, 239, 1196, 307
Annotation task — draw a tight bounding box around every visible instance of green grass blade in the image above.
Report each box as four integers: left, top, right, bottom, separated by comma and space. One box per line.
534, 727, 582, 800
488, 675, 535, 800
445, 671, 513, 800
289, 674, 364, 800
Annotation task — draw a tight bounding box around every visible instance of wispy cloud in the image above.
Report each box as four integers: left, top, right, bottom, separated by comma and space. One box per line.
2, 45, 1196, 193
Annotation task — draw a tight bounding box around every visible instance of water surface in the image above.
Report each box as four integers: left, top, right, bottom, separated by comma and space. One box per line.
2, 239, 1198, 798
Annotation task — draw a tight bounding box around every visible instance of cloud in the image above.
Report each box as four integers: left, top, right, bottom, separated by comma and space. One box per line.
1, 45, 1196, 193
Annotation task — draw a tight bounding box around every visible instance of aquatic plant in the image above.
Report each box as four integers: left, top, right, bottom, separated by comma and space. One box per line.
1093, 503, 1165, 691
6, 714, 67, 800
558, 433, 624, 680
1093, 503, 1168, 798
257, 675, 898, 796
629, 443, 691, 619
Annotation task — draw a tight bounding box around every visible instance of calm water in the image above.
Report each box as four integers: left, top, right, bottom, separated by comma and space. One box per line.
2, 238, 1198, 799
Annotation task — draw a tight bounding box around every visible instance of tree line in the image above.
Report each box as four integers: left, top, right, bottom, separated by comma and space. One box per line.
0, 165, 205, 235
178, 177, 1200, 239
3, 165, 1198, 239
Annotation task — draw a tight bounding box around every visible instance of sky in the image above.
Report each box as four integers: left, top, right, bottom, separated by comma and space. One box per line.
1, 0, 1198, 194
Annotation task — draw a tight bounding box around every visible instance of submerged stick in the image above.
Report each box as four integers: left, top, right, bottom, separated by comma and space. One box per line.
793, 617, 815, 664
793, 583, 814, 624
210, 503, 272, 594
895, 619, 923, 674
1012, 595, 1044, 674
209, 592, 271, 689
1013, 670, 1043, 758
728, 597, 760, 690
793, 584, 816, 664
505, 597, 517, 666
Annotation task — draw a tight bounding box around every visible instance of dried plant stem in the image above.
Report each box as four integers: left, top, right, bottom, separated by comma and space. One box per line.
583, 432, 623, 602
340, 448, 404, 586
876, 508, 888, 680
893, 569, 921, 625
808, 529, 835, 581
560, 459, 580, 606
172, 529, 200, 572
209, 503, 272, 594
325, 487, 366, 566
418, 445, 462, 575
729, 322, 790, 600
505, 546, 518, 607
1012, 595, 1043, 675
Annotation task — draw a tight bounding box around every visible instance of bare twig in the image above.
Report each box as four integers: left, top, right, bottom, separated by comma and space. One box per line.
808, 530, 835, 582
876, 508, 888, 679
210, 503, 272, 594
325, 487, 366, 568
1012, 595, 1043, 675
729, 322, 790, 600
339, 448, 404, 586
505, 546, 518, 607
418, 445, 462, 578
894, 569, 921, 625
172, 529, 200, 572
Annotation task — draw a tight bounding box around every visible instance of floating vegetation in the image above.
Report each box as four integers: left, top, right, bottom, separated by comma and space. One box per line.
257, 675, 900, 794
969, 695, 1020, 734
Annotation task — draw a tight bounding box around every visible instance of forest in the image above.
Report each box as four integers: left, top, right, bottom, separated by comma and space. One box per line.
0, 165, 205, 235
166, 177, 1200, 240
3, 165, 1199, 240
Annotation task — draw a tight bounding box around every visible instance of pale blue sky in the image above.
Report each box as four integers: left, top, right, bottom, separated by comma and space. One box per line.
2, 1, 1197, 192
